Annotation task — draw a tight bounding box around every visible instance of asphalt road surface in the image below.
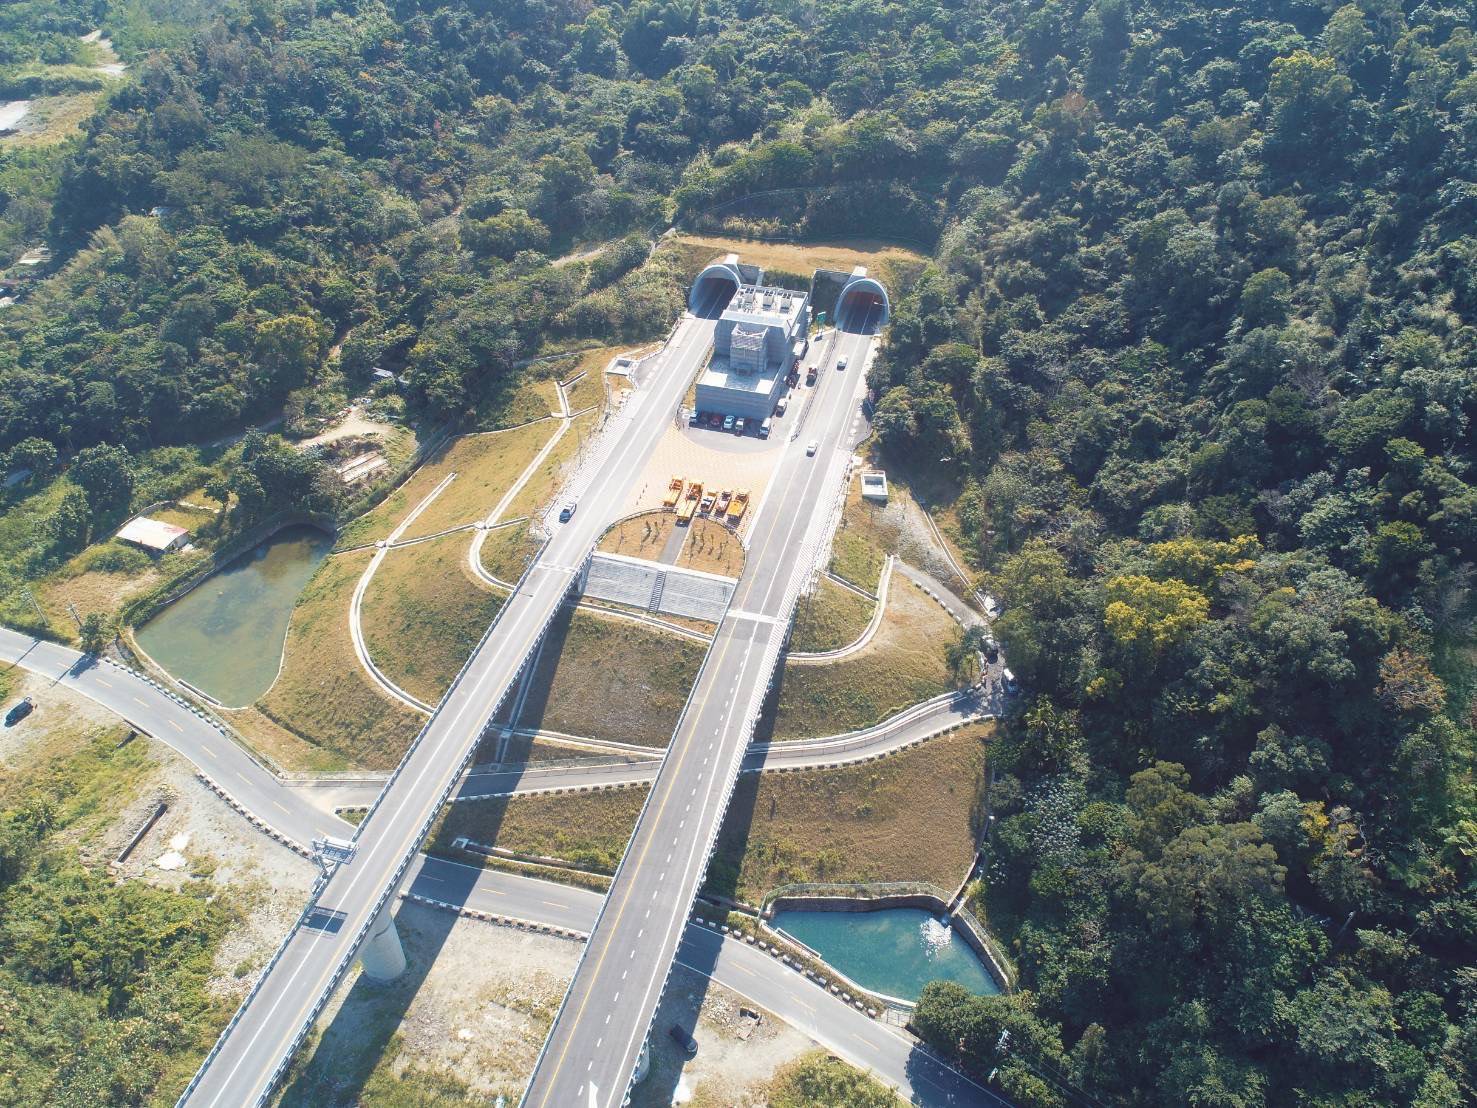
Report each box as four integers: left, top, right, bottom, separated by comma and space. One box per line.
407, 857, 1003, 1107
522, 314, 881, 1108
0, 616, 998, 1107
176, 313, 717, 1107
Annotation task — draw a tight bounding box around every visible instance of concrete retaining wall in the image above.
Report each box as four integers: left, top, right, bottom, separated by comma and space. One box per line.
581, 552, 734, 623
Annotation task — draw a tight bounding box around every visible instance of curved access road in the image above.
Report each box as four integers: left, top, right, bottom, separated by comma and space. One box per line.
0, 627, 344, 851
401, 856, 1004, 1107
0, 626, 987, 834
0, 629, 997, 1106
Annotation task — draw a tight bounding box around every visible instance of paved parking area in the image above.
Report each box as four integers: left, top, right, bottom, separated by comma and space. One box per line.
625, 424, 784, 528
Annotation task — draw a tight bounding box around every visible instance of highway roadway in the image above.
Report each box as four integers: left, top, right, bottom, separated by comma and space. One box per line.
0, 634, 997, 1105
405, 858, 1002, 1106
174, 311, 719, 1107
522, 311, 882, 1107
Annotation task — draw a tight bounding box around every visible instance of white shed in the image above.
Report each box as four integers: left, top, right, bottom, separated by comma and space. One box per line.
116, 516, 189, 553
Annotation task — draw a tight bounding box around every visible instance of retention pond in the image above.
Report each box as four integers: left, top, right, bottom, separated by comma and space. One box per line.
135, 524, 332, 707
771, 906, 1000, 1002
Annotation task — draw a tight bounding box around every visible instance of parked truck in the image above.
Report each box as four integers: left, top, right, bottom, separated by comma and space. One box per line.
726, 489, 749, 526
663, 476, 684, 509
714, 489, 732, 515
678, 482, 701, 524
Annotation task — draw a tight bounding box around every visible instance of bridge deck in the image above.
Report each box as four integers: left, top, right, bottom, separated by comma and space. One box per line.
178, 316, 715, 1108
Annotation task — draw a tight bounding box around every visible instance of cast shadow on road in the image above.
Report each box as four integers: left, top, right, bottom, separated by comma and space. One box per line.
630, 930, 721, 1107
276, 899, 460, 1107
277, 665, 541, 1105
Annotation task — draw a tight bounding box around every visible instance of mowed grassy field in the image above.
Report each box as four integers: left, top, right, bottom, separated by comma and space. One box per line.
431, 786, 647, 873
709, 723, 989, 903
475, 376, 561, 431
788, 575, 876, 653
514, 607, 705, 746
433, 724, 991, 904
766, 576, 959, 740
359, 532, 506, 705
505, 409, 600, 521
827, 473, 890, 592
479, 523, 543, 584
256, 550, 425, 769
335, 421, 554, 549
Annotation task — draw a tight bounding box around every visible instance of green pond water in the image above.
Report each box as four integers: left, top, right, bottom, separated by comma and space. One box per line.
771, 907, 1000, 1002
136, 524, 333, 707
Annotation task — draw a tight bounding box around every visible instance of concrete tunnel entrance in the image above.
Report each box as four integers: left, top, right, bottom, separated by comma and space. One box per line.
688, 262, 741, 319
834, 276, 890, 334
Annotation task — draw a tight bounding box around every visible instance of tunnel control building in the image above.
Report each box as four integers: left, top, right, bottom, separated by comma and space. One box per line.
695, 281, 810, 421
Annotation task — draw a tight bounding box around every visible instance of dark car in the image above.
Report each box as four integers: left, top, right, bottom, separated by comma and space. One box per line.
5, 697, 34, 725
669, 1023, 698, 1058
557, 501, 577, 522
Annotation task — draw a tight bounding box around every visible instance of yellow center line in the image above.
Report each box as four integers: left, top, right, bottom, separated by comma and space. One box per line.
169, 720, 183, 732
96, 677, 113, 688
535, 624, 738, 1102
537, 351, 862, 1100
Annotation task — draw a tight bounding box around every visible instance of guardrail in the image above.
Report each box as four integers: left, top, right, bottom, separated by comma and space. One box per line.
175, 530, 563, 1106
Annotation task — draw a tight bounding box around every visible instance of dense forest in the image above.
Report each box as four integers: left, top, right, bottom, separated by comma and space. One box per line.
0, 0, 1474, 1104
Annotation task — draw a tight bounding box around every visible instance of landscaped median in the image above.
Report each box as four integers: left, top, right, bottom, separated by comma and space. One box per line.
767, 575, 962, 740
430, 722, 993, 907
358, 531, 507, 706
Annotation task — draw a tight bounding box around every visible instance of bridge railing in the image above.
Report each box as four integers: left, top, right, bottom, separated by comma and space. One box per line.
178, 320, 701, 1106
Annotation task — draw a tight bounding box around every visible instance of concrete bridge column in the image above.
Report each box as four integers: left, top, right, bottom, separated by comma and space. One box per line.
359, 908, 406, 982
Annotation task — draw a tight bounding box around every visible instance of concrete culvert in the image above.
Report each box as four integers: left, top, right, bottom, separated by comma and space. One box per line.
834, 276, 889, 334
689, 263, 742, 318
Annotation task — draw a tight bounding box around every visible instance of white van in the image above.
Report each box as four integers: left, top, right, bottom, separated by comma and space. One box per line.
759, 417, 772, 439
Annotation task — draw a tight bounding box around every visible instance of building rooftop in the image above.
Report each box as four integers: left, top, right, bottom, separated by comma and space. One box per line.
117, 516, 189, 551
699, 354, 783, 396
721, 283, 806, 326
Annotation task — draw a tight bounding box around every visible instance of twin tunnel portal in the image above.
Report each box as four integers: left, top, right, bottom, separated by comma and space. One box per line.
181, 253, 916, 1108
689, 259, 891, 335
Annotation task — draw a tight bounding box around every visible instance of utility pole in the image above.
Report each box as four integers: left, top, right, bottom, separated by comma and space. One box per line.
18, 586, 45, 624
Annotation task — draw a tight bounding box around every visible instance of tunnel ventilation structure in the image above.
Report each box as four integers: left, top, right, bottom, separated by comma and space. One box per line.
689, 262, 742, 319
834, 275, 890, 334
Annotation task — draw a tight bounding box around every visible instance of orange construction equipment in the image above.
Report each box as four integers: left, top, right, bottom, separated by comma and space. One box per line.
726, 489, 749, 525
663, 477, 684, 509
678, 482, 702, 525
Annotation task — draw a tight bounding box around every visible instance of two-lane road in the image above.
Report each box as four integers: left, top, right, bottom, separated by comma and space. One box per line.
523, 318, 880, 1107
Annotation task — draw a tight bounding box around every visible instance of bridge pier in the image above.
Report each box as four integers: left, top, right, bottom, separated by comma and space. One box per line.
359, 909, 406, 982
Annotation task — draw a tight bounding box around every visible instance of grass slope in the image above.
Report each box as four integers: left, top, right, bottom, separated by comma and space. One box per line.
256, 550, 424, 769
514, 607, 704, 747
436, 725, 990, 907
335, 422, 553, 550
767, 577, 959, 740
360, 532, 505, 705
788, 574, 876, 653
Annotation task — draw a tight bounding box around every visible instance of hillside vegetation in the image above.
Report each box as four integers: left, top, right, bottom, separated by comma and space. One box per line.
0, 0, 1471, 1103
